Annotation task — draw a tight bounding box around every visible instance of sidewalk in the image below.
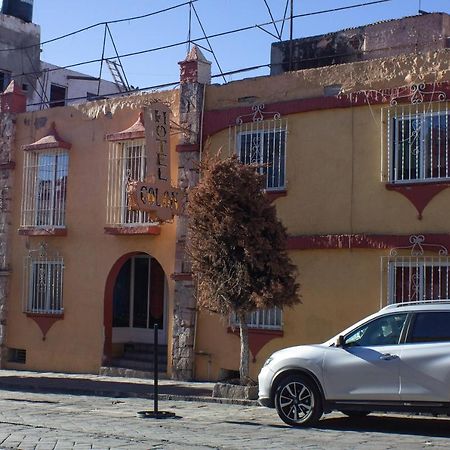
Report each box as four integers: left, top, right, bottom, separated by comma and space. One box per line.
0, 369, 258, 405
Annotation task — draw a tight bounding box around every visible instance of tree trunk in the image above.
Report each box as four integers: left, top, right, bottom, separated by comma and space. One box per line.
238, 312, 249, 385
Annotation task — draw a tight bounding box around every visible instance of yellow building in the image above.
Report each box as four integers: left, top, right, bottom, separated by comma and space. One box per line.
2, 14, 450, 382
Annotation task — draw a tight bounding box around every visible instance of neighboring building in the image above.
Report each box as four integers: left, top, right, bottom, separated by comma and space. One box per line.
0, 10, 40, 103
2, 13, 450, 382
29, 62, 121, 110
0, 5, 121, 110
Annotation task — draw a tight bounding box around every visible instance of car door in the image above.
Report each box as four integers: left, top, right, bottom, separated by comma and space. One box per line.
399, 311, 450, 402
323, 313, 408, 401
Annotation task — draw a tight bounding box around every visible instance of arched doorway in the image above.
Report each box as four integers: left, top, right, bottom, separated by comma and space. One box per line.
103, 252, 167, 373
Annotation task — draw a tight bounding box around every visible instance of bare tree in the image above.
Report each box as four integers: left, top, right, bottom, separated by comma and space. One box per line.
188, 155, 300, 384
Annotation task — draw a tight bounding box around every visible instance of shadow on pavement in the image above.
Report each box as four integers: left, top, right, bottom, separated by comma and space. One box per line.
316, 414, 450, 437
0, 375, 213, 399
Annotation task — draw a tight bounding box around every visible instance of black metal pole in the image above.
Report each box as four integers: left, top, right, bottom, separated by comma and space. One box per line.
154, 323, 159, 414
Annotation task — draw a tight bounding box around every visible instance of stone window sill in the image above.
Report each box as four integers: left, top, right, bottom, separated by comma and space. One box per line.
104, 225, 161, 235
18, 227, 67, 236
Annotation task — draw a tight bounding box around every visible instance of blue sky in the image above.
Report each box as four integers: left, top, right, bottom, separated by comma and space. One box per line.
33, 0, 450, 90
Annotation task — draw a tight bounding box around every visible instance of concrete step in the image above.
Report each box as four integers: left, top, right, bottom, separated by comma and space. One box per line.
99, 365, 168, 380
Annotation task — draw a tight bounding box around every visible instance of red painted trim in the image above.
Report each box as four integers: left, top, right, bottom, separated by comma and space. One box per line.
287, 233, 450, 251
106, 130, 145, 141
22, 123, 71, 151
104, 226, 161, 236
176, 143, 200, 153
106, 113, 145, 142
26, 313, 64, 340
170, 272, 193, 281
18, 227, 67, 236
265, 190, 287, 202
386, 182, 450, 219
0, 162, 15, 170
203, 81, 450, 138
228, 327, 283, 361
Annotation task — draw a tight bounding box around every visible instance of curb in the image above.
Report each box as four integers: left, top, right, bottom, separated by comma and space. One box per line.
0, 381, 260, 406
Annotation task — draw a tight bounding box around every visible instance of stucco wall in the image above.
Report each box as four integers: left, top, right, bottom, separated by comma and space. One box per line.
6, 90, 180, 373
194, 49, 450, 380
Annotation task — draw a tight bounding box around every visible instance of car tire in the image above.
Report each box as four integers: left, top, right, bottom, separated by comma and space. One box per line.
274, 374, 323, 427
341, 410, 371, 418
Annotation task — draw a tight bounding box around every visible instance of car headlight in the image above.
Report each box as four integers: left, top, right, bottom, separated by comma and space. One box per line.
263, 356, 274, 368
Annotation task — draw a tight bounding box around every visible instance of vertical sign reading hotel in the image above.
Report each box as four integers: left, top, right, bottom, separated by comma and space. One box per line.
127, 104, 184, 222
144, 104, 170, 183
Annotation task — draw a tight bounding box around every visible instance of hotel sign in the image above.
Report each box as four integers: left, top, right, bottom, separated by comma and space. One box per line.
127, 103, 185, 222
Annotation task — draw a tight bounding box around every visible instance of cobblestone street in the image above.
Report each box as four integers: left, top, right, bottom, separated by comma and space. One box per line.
0, 390, 449, 449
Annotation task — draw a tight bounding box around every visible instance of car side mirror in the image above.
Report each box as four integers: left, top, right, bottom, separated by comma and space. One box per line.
336, 335, 345, 347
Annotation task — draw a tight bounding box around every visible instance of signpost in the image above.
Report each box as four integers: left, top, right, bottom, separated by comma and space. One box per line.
132, 103, 180, 419
127, 103, 186, 223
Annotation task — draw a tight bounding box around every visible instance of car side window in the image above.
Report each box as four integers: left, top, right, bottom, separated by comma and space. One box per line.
344, 313, 407, 347
409, 312, 450, 343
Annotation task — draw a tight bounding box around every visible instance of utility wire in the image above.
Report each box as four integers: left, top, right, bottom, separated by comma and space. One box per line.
191, 3, 227, 83
10, 0, 395, 82
263, 0, 282, 40
0, 0, 198, 53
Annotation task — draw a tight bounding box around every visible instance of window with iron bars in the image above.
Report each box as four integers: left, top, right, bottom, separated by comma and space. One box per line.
385, 103, 450, 183
21, 149, 68, 228
231, 307, 283, 330
386, 258, 450, 304
23, 255, 64, 315
232, 117, 287, 190
106, 139, 154, 226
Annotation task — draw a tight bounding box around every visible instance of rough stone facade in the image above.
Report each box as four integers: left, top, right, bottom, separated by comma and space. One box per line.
171, 48, 210, 380
0, 112, 15, 367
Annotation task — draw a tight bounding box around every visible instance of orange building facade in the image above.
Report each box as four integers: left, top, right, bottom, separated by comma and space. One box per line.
2, 16, 450, 381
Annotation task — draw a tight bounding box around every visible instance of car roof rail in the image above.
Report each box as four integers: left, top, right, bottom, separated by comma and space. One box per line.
382, 299, 450, 309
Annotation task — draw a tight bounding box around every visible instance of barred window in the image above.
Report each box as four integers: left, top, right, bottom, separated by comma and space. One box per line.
388, 259, 450, 303
385, 102, 450, 183
106, 139, 154, 226
23, 249, 64, 315
237, 129, 286, 189
231, 307, 283, 330
21, 149, 68, 228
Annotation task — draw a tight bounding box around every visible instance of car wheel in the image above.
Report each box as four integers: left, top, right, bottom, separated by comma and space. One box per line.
274, 374, 323, 427
341, 410, 370, 418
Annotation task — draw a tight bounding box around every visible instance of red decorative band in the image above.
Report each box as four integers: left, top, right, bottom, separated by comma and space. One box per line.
176, 143, 200, 153
287, 233, 450, 251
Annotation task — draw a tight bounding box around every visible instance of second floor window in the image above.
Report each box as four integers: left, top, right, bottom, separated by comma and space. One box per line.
107, 139, 153, 226
21, 149, 69, 228
237, 129, 286, 190
387, 103, 450, 183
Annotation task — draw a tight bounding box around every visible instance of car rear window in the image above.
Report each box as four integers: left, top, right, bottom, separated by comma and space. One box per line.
410, 311, 450, 343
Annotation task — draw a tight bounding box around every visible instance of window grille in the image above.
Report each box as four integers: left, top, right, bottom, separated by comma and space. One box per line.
21, 149, 68, 228
229, 106, 287, 190
383, 101, 450, 183
231, 307, 283, 330
106, 139, 155, 226
23, 245, 64, 315
380, 236, 450, 306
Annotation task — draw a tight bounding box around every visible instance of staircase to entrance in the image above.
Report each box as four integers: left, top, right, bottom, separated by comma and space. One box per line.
100, 343, 168, 379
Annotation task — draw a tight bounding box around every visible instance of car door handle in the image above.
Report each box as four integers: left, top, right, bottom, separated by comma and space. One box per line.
379, 353, 398, 361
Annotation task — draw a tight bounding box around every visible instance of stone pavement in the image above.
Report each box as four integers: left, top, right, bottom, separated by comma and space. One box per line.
0, 370, 449, 449
0, 389, 449, 449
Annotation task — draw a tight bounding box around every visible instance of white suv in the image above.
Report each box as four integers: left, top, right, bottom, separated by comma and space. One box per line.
258, 301, 450, 426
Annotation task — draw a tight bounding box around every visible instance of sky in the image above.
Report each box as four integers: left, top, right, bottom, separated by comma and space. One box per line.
31, 0, 450, 91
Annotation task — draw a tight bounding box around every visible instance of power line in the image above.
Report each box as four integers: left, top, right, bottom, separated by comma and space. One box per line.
10, 0, 396, 83
0, 0, 198, 54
